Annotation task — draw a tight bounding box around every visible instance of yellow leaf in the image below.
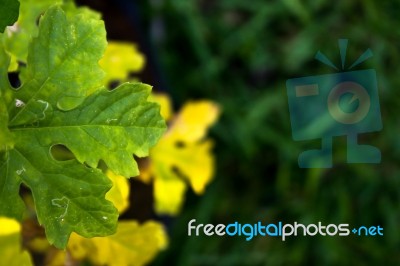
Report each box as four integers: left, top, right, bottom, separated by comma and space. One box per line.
0, 217, 20, 235
142, 101, 220, 215
100, 41, 145, 84
154, 177, 187, 215
105, 170, 130, 214
0, 217, 33, 266
27, 237, 50, 253
148, 93, 173, 121
67, 233, 87, 260
45, 249, 66, 266
138, 158, 152, 183
151, 139, 215, 214
171, 101, 220, 142
68, 220, 168, 266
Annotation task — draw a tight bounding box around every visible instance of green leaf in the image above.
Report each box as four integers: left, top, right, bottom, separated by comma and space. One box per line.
0, 0, 20, 33
0, 150, 118, 249
2, 0, 57, 62
34, 82, 166, 177
2, 0, 99, 64
0, 5, 166, 249
8, 5, 106, 119
0, 45, 14, 151
0, 96, 14, 151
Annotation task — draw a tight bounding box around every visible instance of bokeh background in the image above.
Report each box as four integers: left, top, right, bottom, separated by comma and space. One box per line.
78, 0, 400, 265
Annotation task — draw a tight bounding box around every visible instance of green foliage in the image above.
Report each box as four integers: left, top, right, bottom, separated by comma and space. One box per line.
2, 0, 100, 64
0, 4, 165, 249
0, 78, 13, 151
11, 5, 105, 115
0, 0, 20, 33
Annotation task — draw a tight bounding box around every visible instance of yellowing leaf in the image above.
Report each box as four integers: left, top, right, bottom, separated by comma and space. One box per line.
68, 220, 168, 266
105, 170, 130, 214
171, 100, 220, 142
149, 93, 173, 121
67, 234, 86, 261
0, 217, 33, 266
100, 41, 145, 84
153, 177, 186, 215
142, 101, 220, 215
27, 237, 50, 253
45, 248, 69, 266
0, 217, 20, 235
151, 139, 215, 214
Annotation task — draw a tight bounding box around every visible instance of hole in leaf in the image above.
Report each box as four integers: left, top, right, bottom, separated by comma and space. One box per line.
19, 186, 46, 239
8, 72, 21, 89
120, 178, 153, 222
97, 160, 107, 173
50, 145, 76, 161
128, 71, 139, 79
171, 165, 188, 182
174, 141, 186, 149
18, 61, 26, 68
108, 80, 121, 90
35, 13, 44, 26
83, 162, 93, 169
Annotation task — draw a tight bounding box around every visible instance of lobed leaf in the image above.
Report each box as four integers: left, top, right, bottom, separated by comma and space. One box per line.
9, 5, 106, 122
38, 83, 166, 177
0, 5, 166, 248
2, 0, 100, 64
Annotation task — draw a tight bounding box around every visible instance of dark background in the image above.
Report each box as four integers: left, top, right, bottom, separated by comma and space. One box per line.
77, 0, 400, 265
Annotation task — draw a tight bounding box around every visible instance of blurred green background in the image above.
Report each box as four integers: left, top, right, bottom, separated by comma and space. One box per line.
79, 0, 400, 265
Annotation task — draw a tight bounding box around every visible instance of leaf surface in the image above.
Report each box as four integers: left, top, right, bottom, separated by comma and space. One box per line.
2, 0, 99, 64
0, 0, 20, 33
9, 5, 106, 120
0, 44, 13, 151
